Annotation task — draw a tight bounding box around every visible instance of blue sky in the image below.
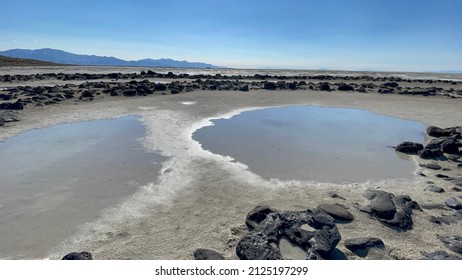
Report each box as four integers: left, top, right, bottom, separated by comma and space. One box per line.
1, 0, 461, 71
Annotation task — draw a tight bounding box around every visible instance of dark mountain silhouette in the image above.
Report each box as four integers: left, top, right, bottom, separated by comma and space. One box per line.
0, 48, 219, 68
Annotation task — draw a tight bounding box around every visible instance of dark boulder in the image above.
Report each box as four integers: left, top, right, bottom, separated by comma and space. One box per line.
263, 82, 277, 90
395, 142, 424, 155
418, 148, 443, 159
427, 126, 452, 137
382, 82, 399, 88
80, 90, 94, 98
441, 140, 459, 154
309, 226, 341, 257
239, 84, 249, 92
362, 191, 418, 230
367, 191, 396, 220
318, 83, 331, 91
344, 237, 384, 251
193, 248, 225, 260
337, 84, 354, 91
0, 101, 24, 110
316, 204, 354, 222
245, 205, 278, 230
123, 89, 137, 97
288, 82, 297, 90
154, 84, 167, 91
445, 197, 462, 210
62, 251, 93, 260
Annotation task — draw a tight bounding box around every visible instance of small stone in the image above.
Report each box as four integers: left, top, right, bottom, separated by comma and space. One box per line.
62, 251, 93, 260
419, 163, 442, 170
328, 191, 346, 200
426, 185, 445, 193
445, 197, 462, 210
395, 142, 424, 155
344, 237, 384, 251
193, 248, 225, 260
426, 126, 452, 137
317, 204, 354, 222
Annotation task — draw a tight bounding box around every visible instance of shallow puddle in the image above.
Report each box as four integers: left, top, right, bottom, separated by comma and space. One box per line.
0, 116, 165, 259
193, 106, 426, 183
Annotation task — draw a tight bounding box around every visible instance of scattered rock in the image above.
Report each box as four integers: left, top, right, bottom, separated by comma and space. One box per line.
362, 191, 418, 230
421, 250, 462, 260
239, 85, 249, 92
0, 101, 24, 110
441, 140, 460, 154
309, 226, 341, 257
123, 89, 137, 97
445, 197, 462, 210
263, 82, 277, 90
62, 252, 93, 260
395, 142, 424, 155
344, 237, 384, 251
419, 163, 442, 170
367, 190, 396, 220
438, 235, 462, 254
418, 148, 442, 159
193, 248, 225, 260
337, 84, 354, 91
327, 191, 346, 200
317, 203, 354, 222
382, 82, 399, 88
426, 126, 452, 137
318, 83, 331, 91
426, 185, 445, 193
420, 203, 447, 210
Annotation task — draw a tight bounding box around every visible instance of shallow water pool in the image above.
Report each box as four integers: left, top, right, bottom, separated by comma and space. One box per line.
193, 106, 426, 183
0, 116, 164, 259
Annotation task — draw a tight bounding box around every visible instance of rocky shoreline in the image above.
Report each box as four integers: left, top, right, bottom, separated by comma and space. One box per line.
1, 70, 461, 127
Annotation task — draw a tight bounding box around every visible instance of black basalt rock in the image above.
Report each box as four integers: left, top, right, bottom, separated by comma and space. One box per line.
316, 203, 354, 222
395, 142, 424, 155
193, 248, 225, 260
62, 251, 93, 260
344, 237, 384, 251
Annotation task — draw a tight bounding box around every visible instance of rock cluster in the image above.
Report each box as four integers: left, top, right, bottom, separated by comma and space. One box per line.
236, 206, 344, 260
396, 126, 462, 189
357, 190, 421, 230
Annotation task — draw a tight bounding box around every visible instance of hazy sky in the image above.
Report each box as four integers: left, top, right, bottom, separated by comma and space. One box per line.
1, 0, 461, 71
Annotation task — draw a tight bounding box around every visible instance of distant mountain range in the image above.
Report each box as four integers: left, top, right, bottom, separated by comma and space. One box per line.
0, 55, 63, 67
0, 48, 219, 68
